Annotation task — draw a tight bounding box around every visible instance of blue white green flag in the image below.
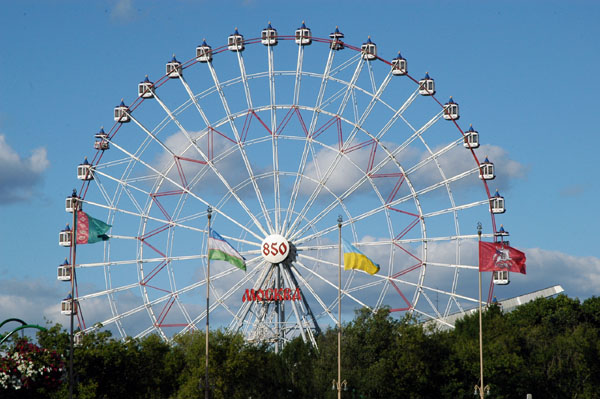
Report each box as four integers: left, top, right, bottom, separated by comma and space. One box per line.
208, 229, 246, 271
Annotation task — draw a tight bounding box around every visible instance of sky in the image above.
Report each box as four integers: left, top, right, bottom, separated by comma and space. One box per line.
1, 0, 599, 338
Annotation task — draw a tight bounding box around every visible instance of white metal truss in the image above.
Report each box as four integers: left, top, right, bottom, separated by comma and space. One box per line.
70, 29, 499, 348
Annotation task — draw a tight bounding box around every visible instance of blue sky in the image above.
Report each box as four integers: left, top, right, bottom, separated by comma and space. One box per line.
1, 0, 599, 336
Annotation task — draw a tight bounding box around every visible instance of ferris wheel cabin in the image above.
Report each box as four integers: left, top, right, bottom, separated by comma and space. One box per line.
94, 127, 110, 151
65, 191, 81, 213
493, 270, 510, 285
196, 40, 213, 63
295, 22, 312, 45
114, 100, 130, 123
329, 26, 344, 51
228, 28, 245, 52
493, 225, 510, 285
391, 52, 407, 76
138, 76, 154, 99
463, 125, 480, 148
59, 225, 72, 247
166, 56, 182, 79
361, 37, 377, 60
479, 157, 495, 180
77, 158, 94, 180
443, 97, 460, 120
74, 332, 83, 346
490, 190, 506, 214
495, 225, 509, 238
57, 259, 72, 281
419, 73, 436, 96
261, 23, 278, 46
61, 295, 78, 315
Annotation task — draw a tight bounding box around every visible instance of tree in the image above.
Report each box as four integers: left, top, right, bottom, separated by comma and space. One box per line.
37, 324, 182, 399
281, 336, 318, 398
172, 329, 290, 399
14, 295, 600, 398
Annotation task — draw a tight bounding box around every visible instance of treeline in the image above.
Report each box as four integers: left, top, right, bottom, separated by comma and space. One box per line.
4, 294, 600, 398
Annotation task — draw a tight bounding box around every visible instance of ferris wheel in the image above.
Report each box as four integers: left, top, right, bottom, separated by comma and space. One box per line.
58, 22, 506, 346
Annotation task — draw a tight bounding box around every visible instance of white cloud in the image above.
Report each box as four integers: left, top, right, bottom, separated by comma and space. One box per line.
474, 144, 527, 191
411, 239, 600, 304
0, 279, 64, 332
560, 184, 585, 197
300, 145, 367, 197
0, 134, 49, 204
295, 139, 525, 208
513, 248, 600, 299
0, 277, 148, 339
410, 143, 526, 194
298, 140, 421, 200
110, 0, 136, 22
152, 130, 273, 199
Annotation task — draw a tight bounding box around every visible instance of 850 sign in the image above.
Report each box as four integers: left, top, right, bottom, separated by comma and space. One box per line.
261, 234, 290, 263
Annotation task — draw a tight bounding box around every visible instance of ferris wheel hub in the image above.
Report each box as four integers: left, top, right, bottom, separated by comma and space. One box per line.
261, 234, 290, 264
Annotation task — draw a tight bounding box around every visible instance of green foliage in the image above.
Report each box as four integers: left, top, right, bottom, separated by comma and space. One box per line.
170, 329, 291, 399
16, 294, 600, 398
281, 335, 318, 398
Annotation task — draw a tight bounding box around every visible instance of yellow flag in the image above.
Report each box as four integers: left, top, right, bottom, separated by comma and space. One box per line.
342, 239, 380, 275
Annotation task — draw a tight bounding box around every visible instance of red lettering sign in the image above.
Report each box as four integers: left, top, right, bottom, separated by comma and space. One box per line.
242, 288, 302, 302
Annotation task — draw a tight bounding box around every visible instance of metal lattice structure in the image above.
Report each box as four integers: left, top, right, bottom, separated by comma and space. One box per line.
62, 23, 504, 348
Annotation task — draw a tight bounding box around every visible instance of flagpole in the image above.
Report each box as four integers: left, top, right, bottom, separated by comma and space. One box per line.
69, 192, 78, 399
205, 206, 212, 399
477, 222, 485, 399
337, 215, 342, 399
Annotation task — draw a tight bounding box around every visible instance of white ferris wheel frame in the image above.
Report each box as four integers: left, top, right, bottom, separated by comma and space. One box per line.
68, 26, 501, 346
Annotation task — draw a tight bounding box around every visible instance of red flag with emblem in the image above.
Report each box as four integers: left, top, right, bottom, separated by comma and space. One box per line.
479, 241, 526, 274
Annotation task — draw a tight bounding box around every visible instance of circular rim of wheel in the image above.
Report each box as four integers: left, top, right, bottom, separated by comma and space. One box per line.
69, 24, 500, 345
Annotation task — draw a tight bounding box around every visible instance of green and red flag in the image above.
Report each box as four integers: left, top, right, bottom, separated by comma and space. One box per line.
76, 211, 111, 244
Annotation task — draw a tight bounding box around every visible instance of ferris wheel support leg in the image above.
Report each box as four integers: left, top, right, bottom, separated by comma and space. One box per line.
275, 264, 281, 353
280, 266, 309, 344
286, 264, 322, 336
231, 263, 273, 333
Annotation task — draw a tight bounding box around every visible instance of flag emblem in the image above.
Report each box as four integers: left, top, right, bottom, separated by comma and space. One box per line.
479, 241, 526, 274
76, 211, 111, 244
493, 247, 512, 269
